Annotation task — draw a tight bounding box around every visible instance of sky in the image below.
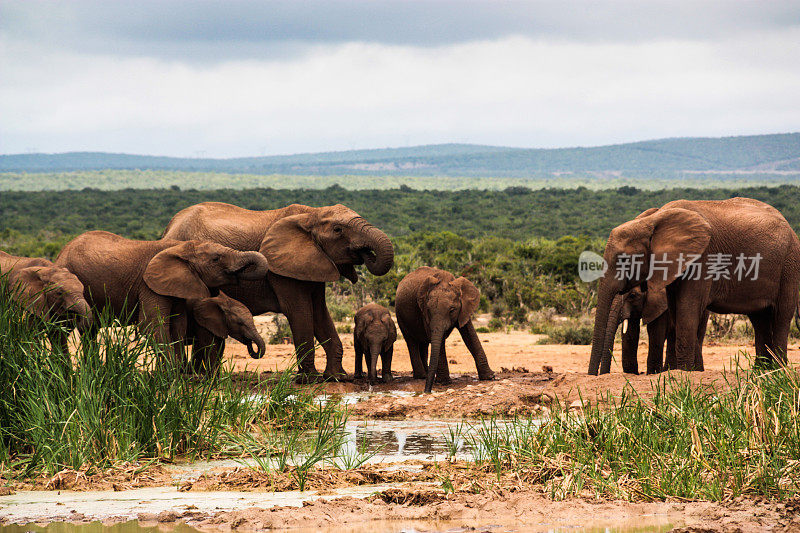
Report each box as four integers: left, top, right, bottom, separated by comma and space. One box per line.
1, 0, 799, 158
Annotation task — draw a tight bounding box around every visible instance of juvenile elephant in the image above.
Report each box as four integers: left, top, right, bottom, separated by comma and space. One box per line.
56, 231, 268, 357
353, 303, 396, 385
602, 285, 709, 374
162, 202, 394, 381
182, 292, 266, 374
395, 267, 495, 393
589, 197, 800, 375
0, 251, 93, 350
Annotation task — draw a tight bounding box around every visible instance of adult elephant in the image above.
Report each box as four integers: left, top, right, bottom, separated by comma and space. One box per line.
601, 285, 709, 374
56, 231, 268, 356
162, 202, 394, 380
589, 198, 800, 375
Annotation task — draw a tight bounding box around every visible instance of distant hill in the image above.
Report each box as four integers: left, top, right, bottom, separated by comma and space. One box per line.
2, 133, 799, 177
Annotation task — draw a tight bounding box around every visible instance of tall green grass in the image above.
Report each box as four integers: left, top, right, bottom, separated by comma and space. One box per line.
0, 276, 342, 477
464, 356, 800, 500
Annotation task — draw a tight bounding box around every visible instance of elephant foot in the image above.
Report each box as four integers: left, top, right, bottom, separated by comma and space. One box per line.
353, 371, 365, 380
412, 371, 427, 380
382, 372, 394, 383
295, 370, 324, 384
478, 371, 496, 381
323, 368, 351, 382
435, 375, 452, 385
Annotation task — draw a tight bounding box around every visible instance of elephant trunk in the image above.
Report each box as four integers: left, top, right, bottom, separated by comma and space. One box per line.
241, 327, 266, 359
72, 300, 94, 332
589, 278, 623, 375
352, 220, 394, 276
368, 340, 381, 385
599, 294, 625, 375
425, 326, 446, 393
231, 251, 269, 281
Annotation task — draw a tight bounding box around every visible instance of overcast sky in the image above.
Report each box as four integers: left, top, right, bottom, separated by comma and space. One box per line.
1, 1, 799, 157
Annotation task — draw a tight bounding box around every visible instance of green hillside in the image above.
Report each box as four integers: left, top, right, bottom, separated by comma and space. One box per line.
2, 133, 798, 178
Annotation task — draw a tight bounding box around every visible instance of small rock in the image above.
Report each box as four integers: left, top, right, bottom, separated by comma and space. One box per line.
569, 399, 589, 410
542, 365, 554, 373
446, 388, 455, 393
157, 511, 178, 523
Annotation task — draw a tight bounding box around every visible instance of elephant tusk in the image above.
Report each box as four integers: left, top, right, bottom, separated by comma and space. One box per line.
622, 319, 628, 335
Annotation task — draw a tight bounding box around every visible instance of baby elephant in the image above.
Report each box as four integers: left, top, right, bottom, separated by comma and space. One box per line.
353, 303, 397, 385
0, 251, 93, 350
184, 291, 266, 374
396, 266, 495, 393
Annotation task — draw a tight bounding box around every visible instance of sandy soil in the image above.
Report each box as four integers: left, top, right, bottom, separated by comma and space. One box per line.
177, 491, 800, 533
223, 320, 800, 419
235, 316, 800, 376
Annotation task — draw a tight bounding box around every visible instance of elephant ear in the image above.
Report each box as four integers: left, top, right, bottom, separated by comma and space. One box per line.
642, 287, 669, 325
260, 214, 340, 282
191, 297, 229, 338
416, 275, 440, 310
354, 311, 369, 339
381, 313, 397, 341
452, 277, 480, 328
144, 242, 210, 300
13, 267, 49, 314
644, 207, 712, 293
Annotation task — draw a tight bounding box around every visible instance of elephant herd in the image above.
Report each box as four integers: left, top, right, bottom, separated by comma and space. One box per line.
0, 201, 492, 393
590, 197, 800, 375
1, 196, 796, 390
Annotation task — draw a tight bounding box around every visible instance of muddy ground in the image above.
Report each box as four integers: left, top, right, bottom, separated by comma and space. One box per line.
227, 321, 800, 419
3, 326, 800, 532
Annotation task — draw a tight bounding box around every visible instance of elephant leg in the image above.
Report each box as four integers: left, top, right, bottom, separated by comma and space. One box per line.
693, 310, 710, 371
354, 340, 364, 380
646, 313, 668, 374
457, 322, 495, 380
381, 346, 394, 382
435, 342, 451, 384
749, 310, 774, 367
192, 330, 225, 376
672, 286, 705, 371
771, 299, 794, 365
621, 317, 641, 374
138, 295, 180, 363
310, 286, 346, 380
271, 279, 319, 378
401, 321, 428, 378
406, 339, 428, 379
664, 325, 677, 370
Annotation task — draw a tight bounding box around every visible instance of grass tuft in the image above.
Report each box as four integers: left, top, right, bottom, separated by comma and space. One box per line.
463, 354, 800, 500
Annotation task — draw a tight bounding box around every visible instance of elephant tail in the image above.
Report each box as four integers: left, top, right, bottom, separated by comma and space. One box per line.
795, 304, 800, 333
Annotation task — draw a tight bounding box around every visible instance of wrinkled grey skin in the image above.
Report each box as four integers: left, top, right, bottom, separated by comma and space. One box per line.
589, 198, 800, 375
0, 250, 93, 351
56, 231, 268, 359
161, 202, 394, 381
353, 303, 397, 385
603, 285, 709, 375
395, 267, 495, 393
180, 291, 266, 375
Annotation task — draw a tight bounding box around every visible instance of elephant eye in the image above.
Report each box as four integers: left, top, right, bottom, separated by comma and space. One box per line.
333, 225, 343, 235
212, 255, 221, 262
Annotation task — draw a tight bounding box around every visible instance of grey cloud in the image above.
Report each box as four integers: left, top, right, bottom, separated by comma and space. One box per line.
2, 0, 800, 61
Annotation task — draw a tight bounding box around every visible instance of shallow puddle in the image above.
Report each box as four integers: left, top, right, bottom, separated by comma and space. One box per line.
0, 485, 398, 524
